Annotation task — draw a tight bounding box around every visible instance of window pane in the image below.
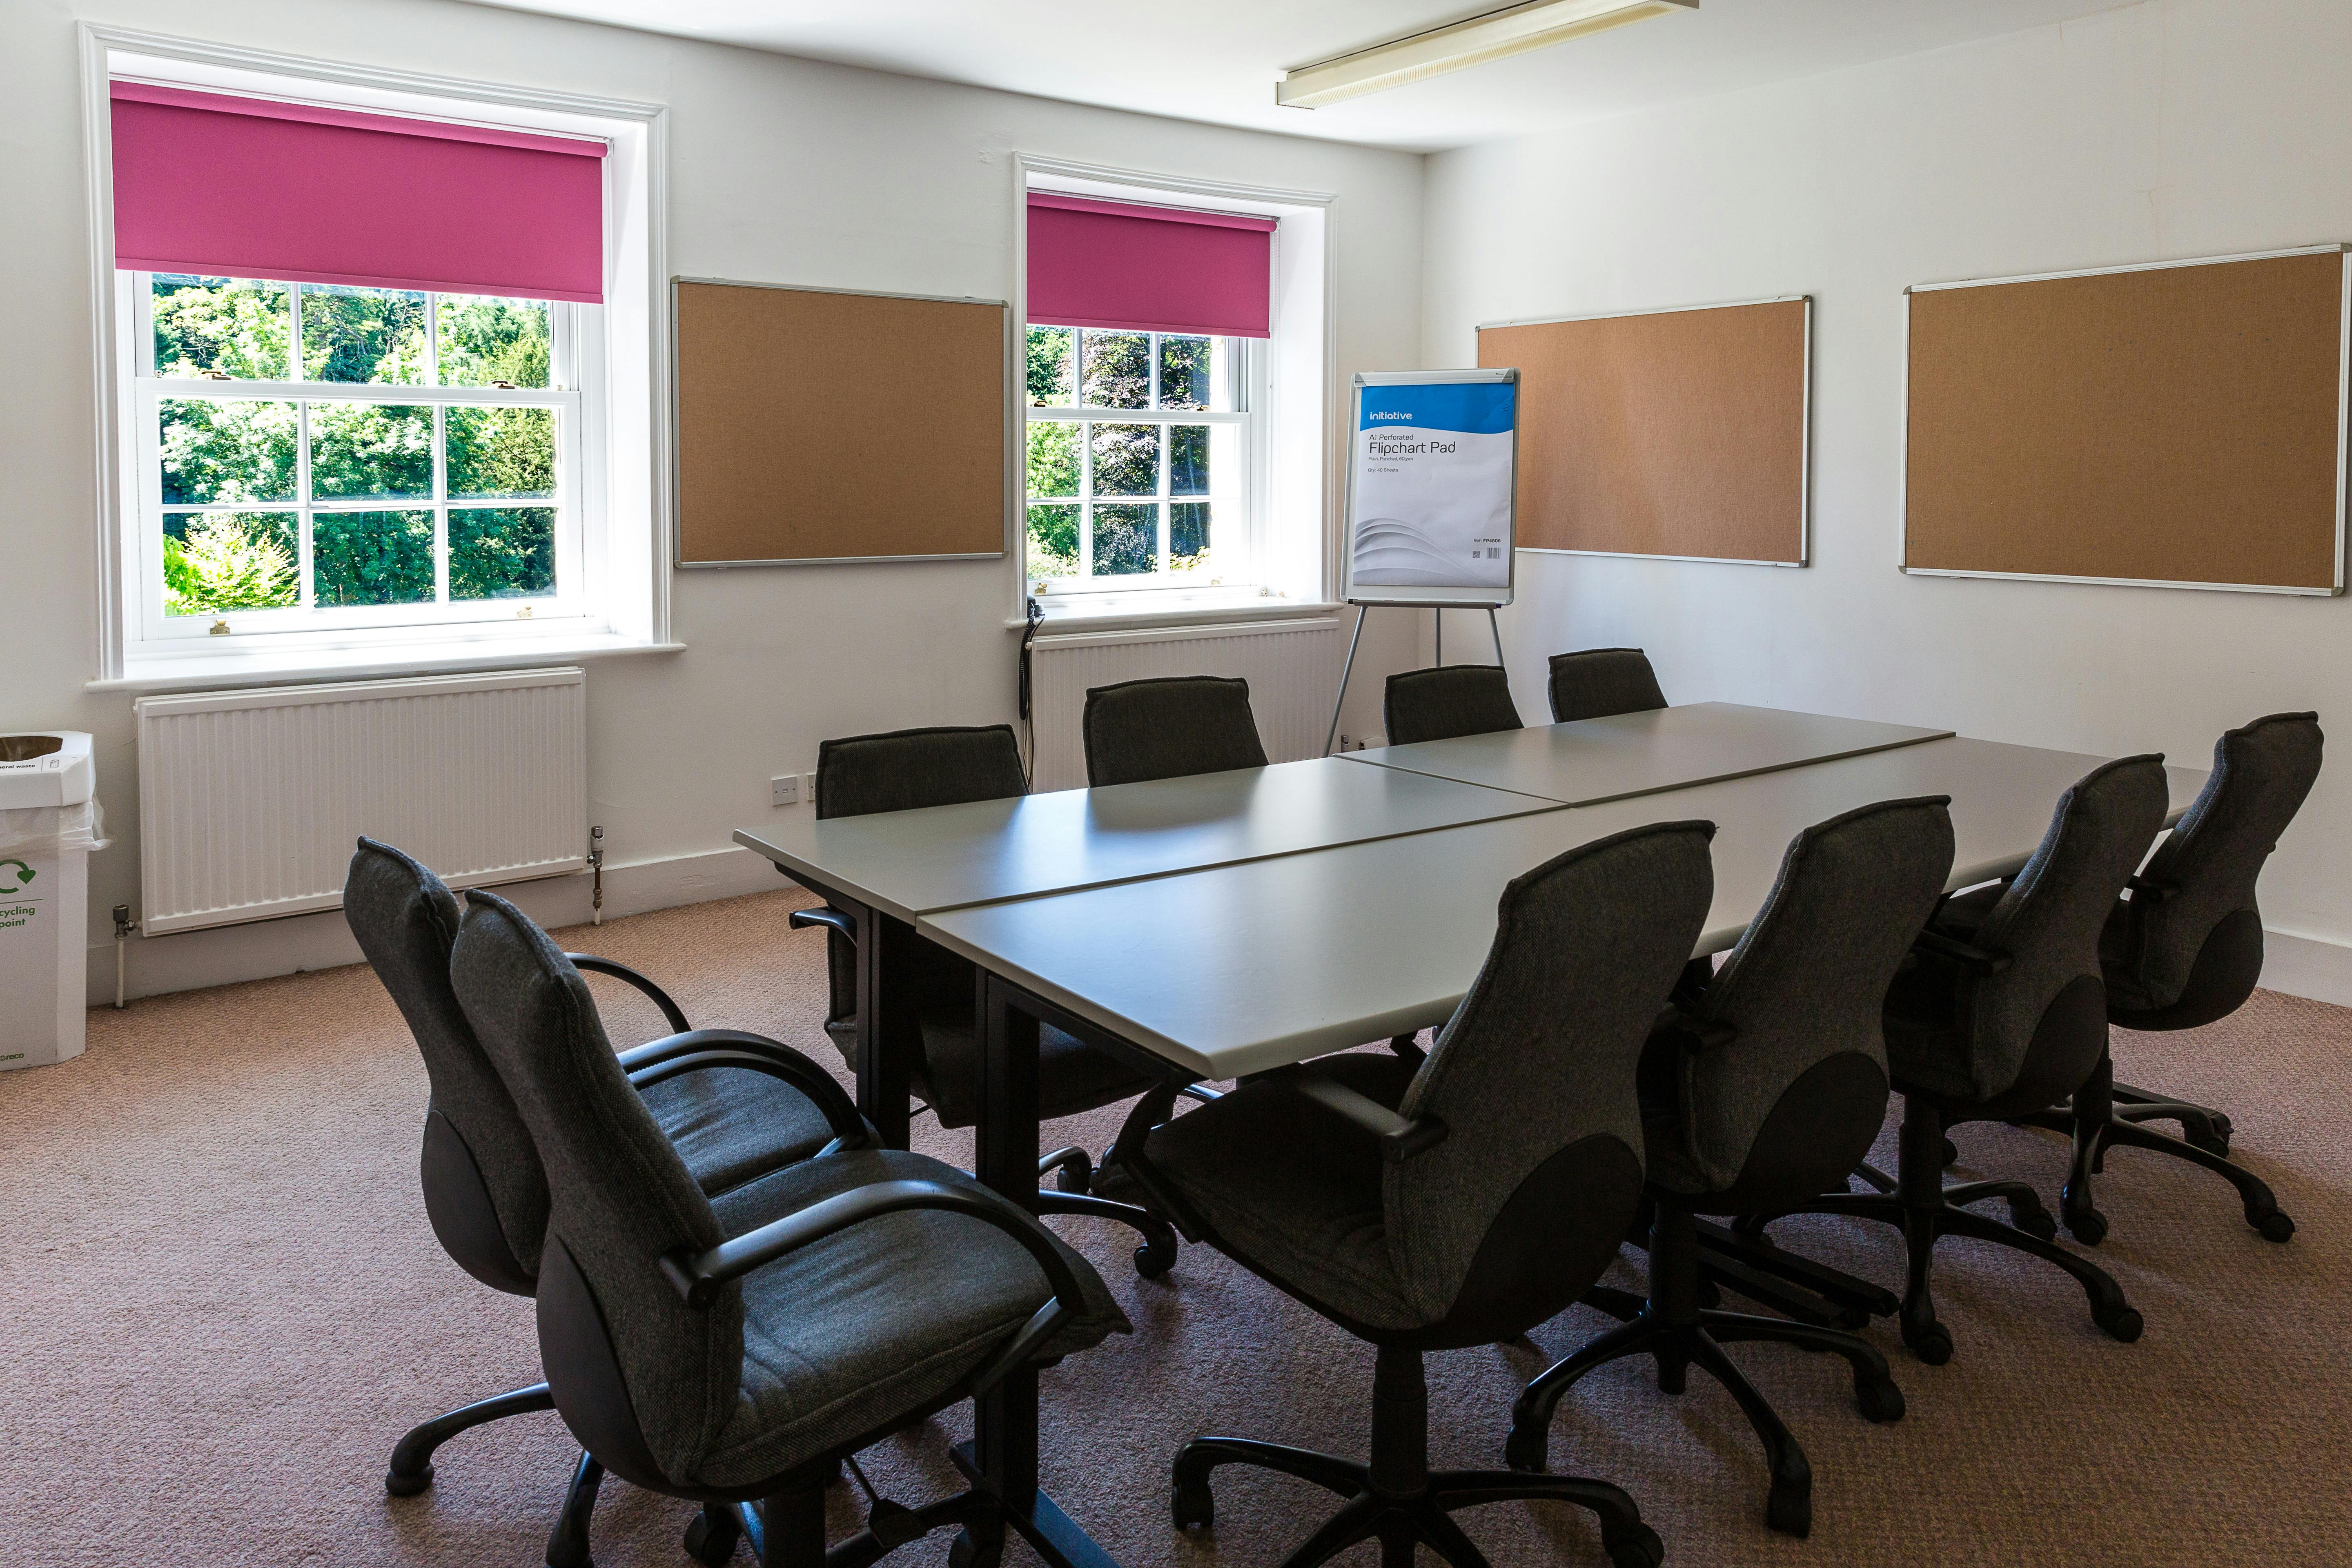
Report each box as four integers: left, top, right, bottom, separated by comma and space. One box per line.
1025, 325, 1074, 406
160, 399, 298, 505
311, 403, 433, 501
447, 406, 556, 499
437, 295, 552, 388
1026, 503, 1078, 577
1089, 424, 1160, 497
1158, 335, 1212, 410
300, 285, 429, 384
450, 508, 556, 599
1025, 420, 1078, 499
1169, 425, 1210, 496
1080, 330, 1150, 409
161, 512, 297, 616
1092, 503, 1157, 575
312, 510, 435, 606
151, 275, 292, 380
1170, 502, 1212, 575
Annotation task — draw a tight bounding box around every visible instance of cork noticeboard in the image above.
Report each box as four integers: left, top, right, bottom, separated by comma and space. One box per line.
1477, 297, 1810, 566
1903, 247, 2350, 595
672, 279, 1010, 565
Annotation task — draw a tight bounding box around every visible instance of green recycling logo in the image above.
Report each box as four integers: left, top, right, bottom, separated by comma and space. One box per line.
0, 860, 34, 895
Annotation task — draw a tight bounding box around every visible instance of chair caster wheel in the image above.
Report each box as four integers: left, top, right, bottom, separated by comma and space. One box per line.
383, 1466, 433, 1497
2254, 1209, 2295, 1243
1171, 1468, 1214, 1530
2186, 1128, 2231, 1156
683, 1506, 742, 1566
1134, 1236, 1176, 1279
1694, 1275, 1722, 1310
2093, 1302, 2143, 1343
1605, 1524, 1666, 1568
1902, 1318, 1953, 1366
2008, 1194, 2060, 1243
2062, 1205, 2107, 1246
1855, 1373, 1906, 1423
1503, 1425, 1548, 1474
1766, 1480, 1812, 1539
948, 1527, 1003, 1568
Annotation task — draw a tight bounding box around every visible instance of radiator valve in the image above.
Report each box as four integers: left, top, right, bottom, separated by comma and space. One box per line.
588, 825, 606, 926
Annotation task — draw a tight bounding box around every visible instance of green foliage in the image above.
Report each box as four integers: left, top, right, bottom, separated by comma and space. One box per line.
1089, 423, 1159, 496
1025, 325, 1072, 405
1025, 504, 1078, 577
301, 286, 429, 383
160, 399, 299, 505
1091, 504, 1156, 575
1025, 420, 1078, 499
162, 512, 298, 616
152, 276, 292, 379
313, 511, 435, 606
448, 406, 555, 498
440, 297, 552, 388
452, 508, 557, 599
310, 403, 434, 499
1158, 336, 1211, 409
1080, 331, 1152, 409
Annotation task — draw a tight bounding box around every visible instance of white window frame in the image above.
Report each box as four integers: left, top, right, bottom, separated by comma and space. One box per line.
127, 274, 589, 641
78, 24, 673, 690
1011, 156, 1338, 628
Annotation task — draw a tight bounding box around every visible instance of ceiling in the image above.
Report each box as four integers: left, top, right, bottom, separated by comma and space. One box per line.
463, 0, 2135, 152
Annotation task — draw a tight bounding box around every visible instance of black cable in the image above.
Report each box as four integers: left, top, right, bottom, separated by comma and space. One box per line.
1018, 595, 1044, 788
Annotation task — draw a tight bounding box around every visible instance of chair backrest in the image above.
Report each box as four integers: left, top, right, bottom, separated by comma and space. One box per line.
1383, 664, 1523, 748
2105, 713, 2322, 1016
816, 724, 1029, 820
1957, 755, 2170, 1100
1546, 647, 1666, 724
1082, 675, 1269, 787
345, 838, 546, 1295
450, 889, 733, 1491
1676, 797, 1955, 1195
1386, 820, 1715, 1328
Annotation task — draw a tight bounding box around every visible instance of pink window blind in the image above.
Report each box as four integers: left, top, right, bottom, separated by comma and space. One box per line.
1026, 193, 1275, 339
109, 82, 607, 304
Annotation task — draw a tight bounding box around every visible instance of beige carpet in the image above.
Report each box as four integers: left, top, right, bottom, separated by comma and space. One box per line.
2, 888, 2346, 1567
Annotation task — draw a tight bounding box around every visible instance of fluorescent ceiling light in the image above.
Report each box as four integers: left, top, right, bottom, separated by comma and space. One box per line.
1277, 0, 1698, 108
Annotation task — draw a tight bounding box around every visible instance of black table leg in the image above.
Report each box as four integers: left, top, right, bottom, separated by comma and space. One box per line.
965, 973, 1120, 1568
850, 899, 916, 1150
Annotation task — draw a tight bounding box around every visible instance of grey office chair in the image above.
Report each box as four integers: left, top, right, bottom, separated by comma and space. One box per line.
1548, 648, 1667, 724
2013, 712, 2319, 1243
1382, 664, 1523, 748
1744, 756, 2168, 1363
1082, 674, 1269, 786
1112, 820, 1719, 1568
787, 723, 1183, 1275
1506, 797, 1955, 1537
347, 840, 863, 1568
450, 888, 1129, 1568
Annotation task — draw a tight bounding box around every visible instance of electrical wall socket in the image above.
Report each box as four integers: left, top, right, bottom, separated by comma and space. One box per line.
803, 772, 817, 808
770, 774, 799, 806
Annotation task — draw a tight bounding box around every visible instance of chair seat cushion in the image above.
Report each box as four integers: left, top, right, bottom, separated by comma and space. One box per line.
1139, 1052, 1428, 1334
1880, 884, 2003, 1102
638, 1068, 840, 1200
691, 1147, 1129, 1490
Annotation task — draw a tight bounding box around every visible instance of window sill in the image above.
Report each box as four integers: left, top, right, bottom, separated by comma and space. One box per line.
89, 630, 684, 694
1007, 593, 1344, 638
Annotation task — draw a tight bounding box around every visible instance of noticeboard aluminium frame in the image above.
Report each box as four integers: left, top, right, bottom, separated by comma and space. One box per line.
1897, 243, 2349, 598
669, 275, 1016, 569
1474, 293, 1812, 569
1341, 368, 1520, 610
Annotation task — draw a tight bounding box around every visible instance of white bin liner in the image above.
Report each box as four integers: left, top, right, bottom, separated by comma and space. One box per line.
0, 799, 109, 860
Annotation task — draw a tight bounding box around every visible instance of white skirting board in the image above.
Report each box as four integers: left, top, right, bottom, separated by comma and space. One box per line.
2255, 928, 2352, 1009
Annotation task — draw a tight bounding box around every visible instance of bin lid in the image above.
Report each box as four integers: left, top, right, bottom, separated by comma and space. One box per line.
0, 732, 94, 808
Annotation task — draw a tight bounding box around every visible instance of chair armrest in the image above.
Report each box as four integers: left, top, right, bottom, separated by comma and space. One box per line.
621, 1028, 872, 1149
658, 1178, 1089, 1319
788, 906, 858, 942
1913, 928, 2012, 974
2125, 874, 2179, 904
565, 954, 692, 1036
1278, 1067, 1448, 1165
1650, 1005, 1737, 1052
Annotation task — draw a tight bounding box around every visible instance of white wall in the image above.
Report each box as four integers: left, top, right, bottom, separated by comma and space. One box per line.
2, 0, 1425, 998
1421, 0, 2352, 989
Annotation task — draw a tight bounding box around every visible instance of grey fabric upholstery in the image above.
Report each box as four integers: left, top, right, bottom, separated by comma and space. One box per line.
1546, 647, 1667, 724
1644, 797, 1954, 1196
1082, 675, 1269, 787
638, 1071, 837, 1200
1886, 755, 2169, 1102
451, 890, 1125, 1492
1139, 822, 1715, 1335
815, 724, 1029, 820
2101, 713, 2321, 1015
1382, 664, 1524, 748
915, 1008, 1148, 1129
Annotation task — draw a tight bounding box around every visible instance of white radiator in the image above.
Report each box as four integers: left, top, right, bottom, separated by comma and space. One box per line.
1029, 616, 1346, 791
135, 667, 588, 934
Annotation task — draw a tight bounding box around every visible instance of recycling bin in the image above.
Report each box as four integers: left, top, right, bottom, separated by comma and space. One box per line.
0, 732, 103, 1071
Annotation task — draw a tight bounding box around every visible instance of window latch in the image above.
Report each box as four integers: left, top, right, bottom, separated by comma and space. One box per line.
208, 618, 231, 636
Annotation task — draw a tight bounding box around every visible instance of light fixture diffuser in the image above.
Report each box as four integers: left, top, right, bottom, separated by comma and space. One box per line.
1277, 0, 1698, 109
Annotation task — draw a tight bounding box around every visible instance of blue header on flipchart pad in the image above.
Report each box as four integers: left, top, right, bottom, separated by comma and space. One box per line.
1359, 381, 1516, 435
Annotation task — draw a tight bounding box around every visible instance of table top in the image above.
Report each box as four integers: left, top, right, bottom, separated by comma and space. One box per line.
919, 737, 2209, 1081
1342, 702, 1953, 805
733, 755, 1568, 922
